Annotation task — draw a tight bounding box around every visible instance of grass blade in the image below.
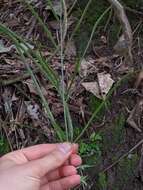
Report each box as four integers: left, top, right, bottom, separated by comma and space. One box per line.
74, 71, 134, 142
69, 0, 93, 41
22, 0, 57, 48
81, 6, 111, 59
0, 24, 64, 141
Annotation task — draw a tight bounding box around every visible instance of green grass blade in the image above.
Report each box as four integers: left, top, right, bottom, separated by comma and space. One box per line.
22, 0, 57, 48
74, 71, 134, 142
81, 6, 111, 59
35, 51, 60, 89
67, 7, 111, 97
67, 0, 78, 16
0, 25, 64, 141
0, 24, 60, 91
60, 0, 74, 142
69, 0, 93, 41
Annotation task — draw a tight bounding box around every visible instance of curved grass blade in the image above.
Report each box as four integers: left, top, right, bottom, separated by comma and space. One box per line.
60, 0, 74, 141
74, 71, 134, 142
0, 24, 60, 91
0, 25, 64, 141
69, 0, 93, 41
67, 7, 111, 97
21, 0, 57, 49
81, 6, 111, 59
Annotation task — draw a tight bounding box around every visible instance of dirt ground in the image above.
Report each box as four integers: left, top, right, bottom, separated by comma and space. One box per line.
0, 1, 143, 189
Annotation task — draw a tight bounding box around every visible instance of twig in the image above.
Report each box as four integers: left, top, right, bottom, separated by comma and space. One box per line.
125, 6, 143, 16
89, 138, 143, 190
107, 0, 133, 64
102, 139, 143, 173
0, 68, 39, 86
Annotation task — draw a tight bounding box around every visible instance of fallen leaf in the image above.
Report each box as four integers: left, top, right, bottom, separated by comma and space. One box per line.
80, 58, 96, 78
127, 100, 143, 132
24, 79, 37, 95
24, 79, 47, 96
82, 73, 114, 99
97, 72, 114, 99
82, 82, 101, 99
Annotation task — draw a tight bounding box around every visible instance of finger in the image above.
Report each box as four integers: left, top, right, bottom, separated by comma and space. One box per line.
22, 144, 58, 160
41, 166, 77, 185
2, 143, 78, 163
63, 144, 79, 167
22, 143, 78, 161
41, 175, 80, 190
24, 143, 73, 178
70, 154, 82, 167
2, 144, 57, 163
72, 144, 79, 153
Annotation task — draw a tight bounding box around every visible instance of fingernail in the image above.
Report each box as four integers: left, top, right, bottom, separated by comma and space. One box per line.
59, 143, 72, 154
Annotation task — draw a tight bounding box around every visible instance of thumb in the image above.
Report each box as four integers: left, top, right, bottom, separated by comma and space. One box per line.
23, 143, 73, 178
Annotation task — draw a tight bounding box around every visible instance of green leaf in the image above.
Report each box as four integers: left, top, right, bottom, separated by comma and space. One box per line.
98, 172, 107, 190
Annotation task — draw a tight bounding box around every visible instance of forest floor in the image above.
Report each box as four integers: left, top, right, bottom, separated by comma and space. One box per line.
0, 1, 143, 189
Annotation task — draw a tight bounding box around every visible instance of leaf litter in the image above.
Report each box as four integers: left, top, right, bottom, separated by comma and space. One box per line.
82, 72, 114, 99
0, 1, 143, 189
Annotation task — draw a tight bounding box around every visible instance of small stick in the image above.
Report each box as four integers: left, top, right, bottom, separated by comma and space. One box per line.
102, 139, 143, 173
89, 139, 143, 190
0, 68, 39, 86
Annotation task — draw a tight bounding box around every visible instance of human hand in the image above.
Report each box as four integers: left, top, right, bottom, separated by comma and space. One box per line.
0, 143, 82, 190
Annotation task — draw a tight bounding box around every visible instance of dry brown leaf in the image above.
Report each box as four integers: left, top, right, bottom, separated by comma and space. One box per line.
80, 58, 96, 78
97, 72, 114, 99
24, 79, 37, 95
24, 79, 47, 96
127, 100, 143, 132
82, 73, 114, 99
82, 82, 101, 99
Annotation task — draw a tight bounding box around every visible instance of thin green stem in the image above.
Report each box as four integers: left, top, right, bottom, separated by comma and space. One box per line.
69, 0, 93, 41
74, 71, 134, 142
67, 7, 111, 97
0, 25, 64, 141
23, 0, 57, 48
81, 6, 111, 59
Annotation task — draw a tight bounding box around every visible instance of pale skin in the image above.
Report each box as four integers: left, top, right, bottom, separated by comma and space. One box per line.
0, 143, 82, 190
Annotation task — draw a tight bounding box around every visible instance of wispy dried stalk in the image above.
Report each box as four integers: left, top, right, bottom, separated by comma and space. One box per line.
107, 0, 133, 64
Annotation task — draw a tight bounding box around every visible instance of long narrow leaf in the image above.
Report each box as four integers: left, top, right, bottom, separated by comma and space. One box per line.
74, 71, 134, 142
0, 25, 64, 141
22, 0, 57, 48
